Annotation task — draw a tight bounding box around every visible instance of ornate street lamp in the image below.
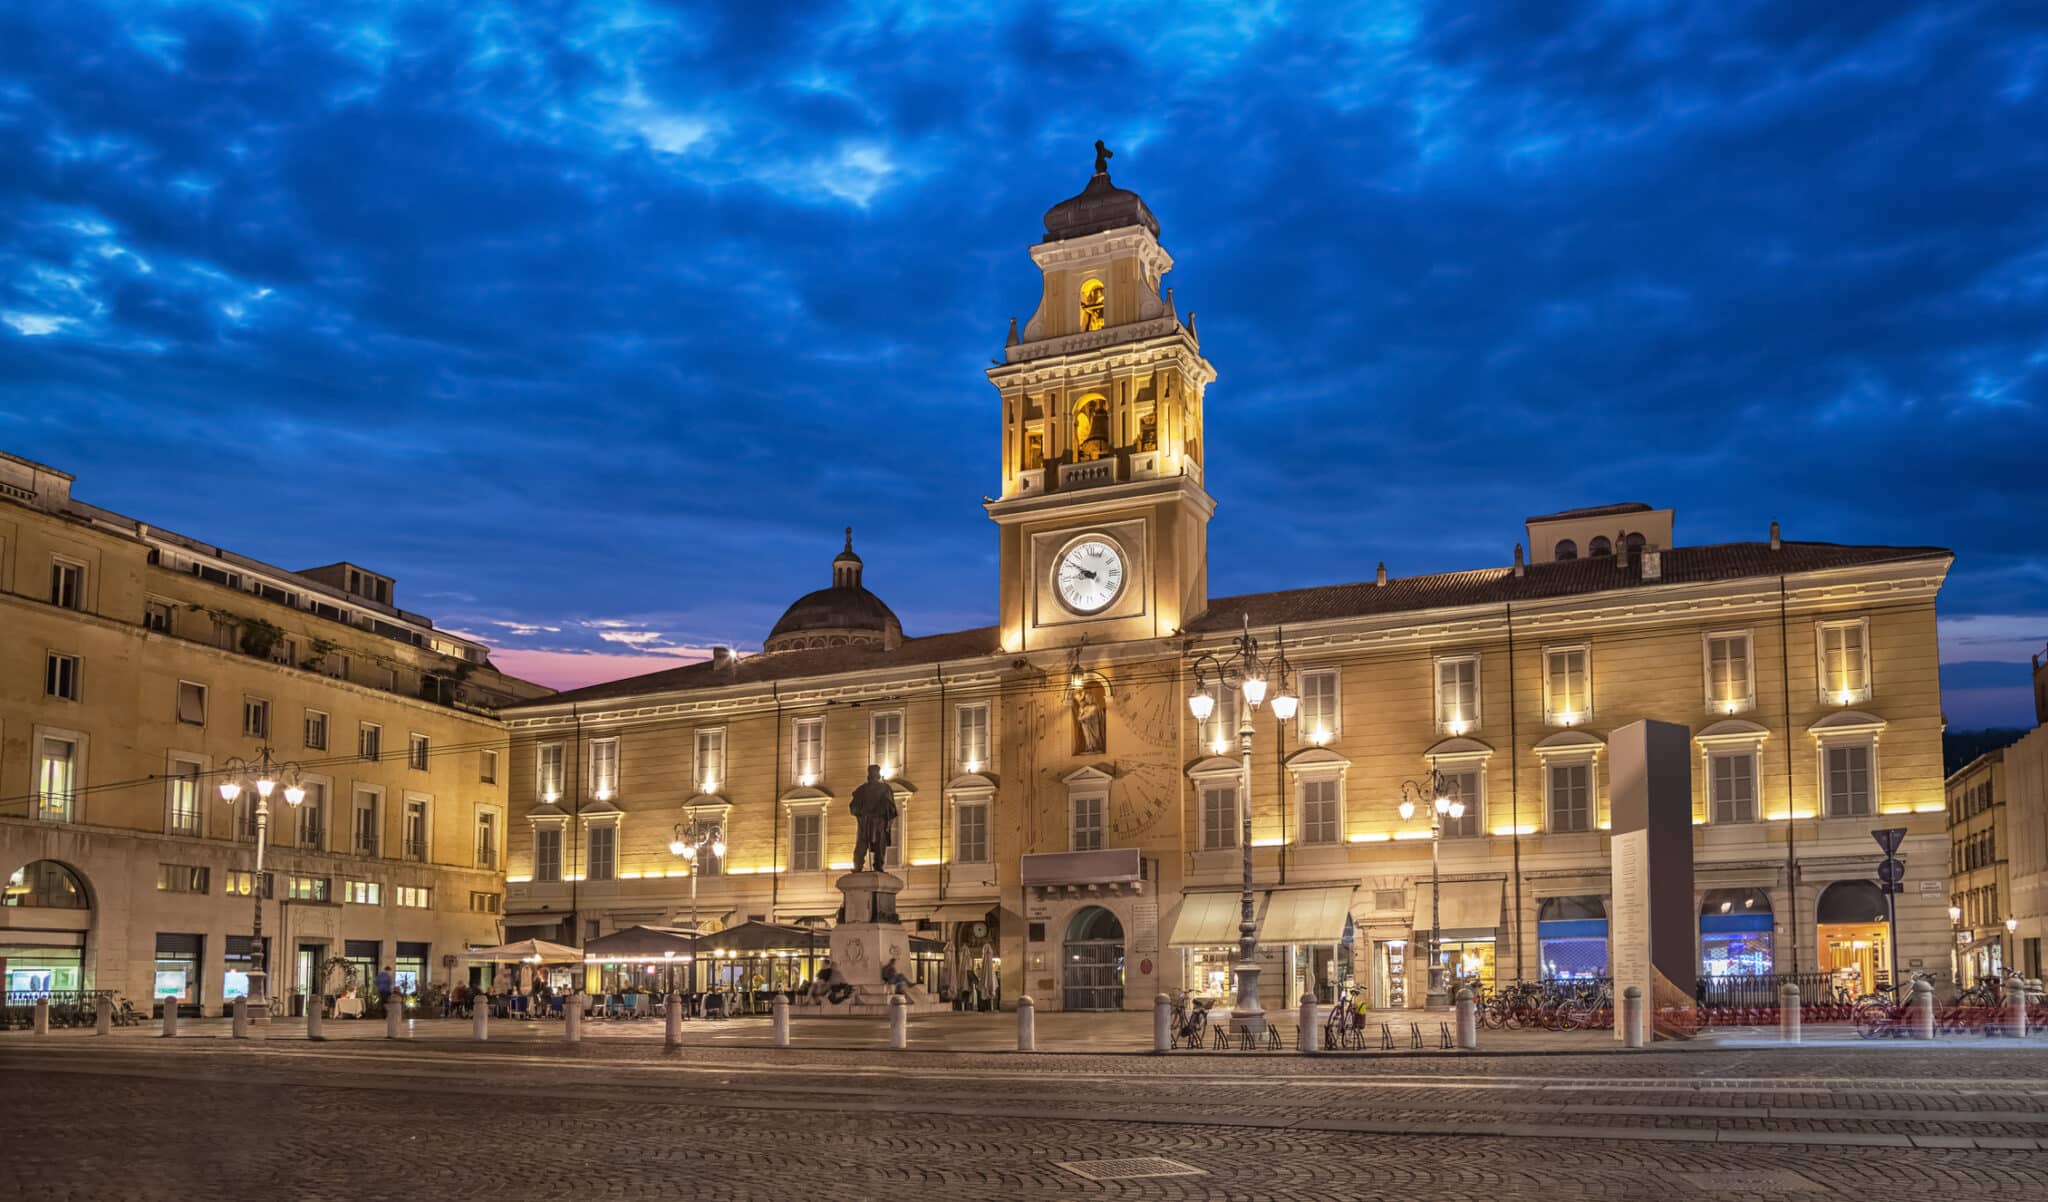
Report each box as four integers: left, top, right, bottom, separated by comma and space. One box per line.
669, 818, 726, 995
1186, 617, 1292, 1034
216, 746, 305, 1020
1399, 769, 1463, 1008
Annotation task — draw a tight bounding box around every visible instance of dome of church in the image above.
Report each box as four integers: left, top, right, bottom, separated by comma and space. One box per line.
1043, 165, 1159, 243
764, 529, 904, 653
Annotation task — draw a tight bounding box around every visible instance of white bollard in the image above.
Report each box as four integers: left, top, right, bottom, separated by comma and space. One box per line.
1910, 979, 1935, 1040
1017, 994, 1036, 1052
665, 994, 682, 1049
32, 997, 49, 1035
564, 994, 583, 1042
1154, 993, 1172, 1053
1455, 986, 1477, 1050
2008, 979, 2030, 1039
1779, 983, 1801, 1044
1622, 986, 1645, 1048
1299, 993, 1320, 1056
307, 998, 326, 1042
232, 997, 249, 1039
161, 998, 180, 1037
472, 997, 489, 1041
96, 996, 113, 1036
772, 996, 789, 1048
385, 995, 405, 1039
888, 994, 908, 1049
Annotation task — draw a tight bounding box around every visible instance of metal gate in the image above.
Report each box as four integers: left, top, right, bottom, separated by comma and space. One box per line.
1062, 906, 1125, 1011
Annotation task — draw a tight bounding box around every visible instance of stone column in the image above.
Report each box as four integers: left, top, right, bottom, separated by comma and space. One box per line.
665, 994, 681, 1049
1016, 994, 1036, 1052
772, 996, 790, 1048
161, 999, 179, 1038
1153, 994, 1171, 1052
96, 995, 113, 1036
307, 999, 325, 1042
888, 995, 908, 1049
1910, 979, 1935, 1040
1622, 986, 1645, 1049
32, 997, 49, 1035
1299, 994, 1319, 1056
232, 997, 249, 1039
564, 994, 583, 1042
385, 994, 404, 1040
1455, 986, 1477, 1050
1778, 983, 1800, 1044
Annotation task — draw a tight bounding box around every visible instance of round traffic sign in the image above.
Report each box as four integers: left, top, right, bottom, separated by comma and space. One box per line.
1877, 859, 1905, 885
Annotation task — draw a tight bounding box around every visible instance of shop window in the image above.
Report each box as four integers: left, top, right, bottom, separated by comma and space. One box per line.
1536, 896, 1608, 980
1699, 889, 1774, 977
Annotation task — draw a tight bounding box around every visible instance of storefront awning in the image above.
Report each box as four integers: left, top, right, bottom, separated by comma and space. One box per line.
917, 903, 998, 925
1413, 881, 1502, 938
1260, 886, 1355, 945
1169, 891, 1252, 948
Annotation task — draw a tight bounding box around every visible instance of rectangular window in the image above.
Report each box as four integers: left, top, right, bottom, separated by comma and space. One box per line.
479, 749, 498, 784
956, 800, 990, 863
323, 653, 348, 681
402, 798, 428, 861
1548, 762, 1591, 833
476, 811, 498, 869
1544, 646, 1591, 724
1201, 784, 1238, 851
469, 891, 502, 914
1824, 744, 1874, 817
176, 680, 207, 726
50, 559, 84, 610
1818, 619, 1871, 703
1071, 794, 1105, 852
242, 697, 269, 739
358, 723, 382, 762
535, 827, 563, 881
955, 703, 990, 772
694, 728, 725, 792
585, 824, 616, 880
793, 717, 825, 783
167, 759, 203, 836
1705, 632, 1754, 713
37, 736, 78, 823
1196, 684, 1237, 754
345, 879, 381, 905
790, 812, 822, 872
589, 737, 619, 798
1710, 751, 1757, 823
157, 864, 209, 894
288, 875, 331, 902
224, 870, 272, 898
1300, 777, 1341, 845
408, 733, 430, 772
870, 711, 904, 776
1440, 768, 1481, 837
144, 599, 174, 633
297, 781, 325, 849
352, 789, 380, 856
304, 710, 328, 751
212, 619, 237, 651
1435, 656, 1480, 733
1298, 669, 1339, 741
45, 652, 80, 701
393, 885, 430, 909
270, 637, 295, 667
537, 743, 564, 799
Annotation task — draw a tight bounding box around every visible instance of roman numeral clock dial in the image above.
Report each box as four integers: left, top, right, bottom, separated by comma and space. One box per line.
1055, 538, 1126, 615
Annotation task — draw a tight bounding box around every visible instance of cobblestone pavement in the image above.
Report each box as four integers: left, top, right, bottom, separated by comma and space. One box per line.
5, 1032, 2047, 1201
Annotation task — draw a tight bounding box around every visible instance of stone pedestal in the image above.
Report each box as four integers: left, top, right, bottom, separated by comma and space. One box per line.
822, 871, 946, 1015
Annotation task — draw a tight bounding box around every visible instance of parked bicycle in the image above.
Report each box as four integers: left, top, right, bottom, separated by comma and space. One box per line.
1323, 985, 1369, 1048
1168, 990, 1214, 1049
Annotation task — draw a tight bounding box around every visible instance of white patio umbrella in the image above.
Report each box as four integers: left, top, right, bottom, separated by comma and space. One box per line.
461, 938, 583, 963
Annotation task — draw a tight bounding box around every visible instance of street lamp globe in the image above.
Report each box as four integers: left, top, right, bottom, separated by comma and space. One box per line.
1186, 684, 1215, 722
1433, 796, 1450, 816
1398, 799, 1416, 821
283, 783, 305, 806
255, 776, 276, 799
1948, 906, 1962, 924
1241, 674, 1268, 708
2007, 917, 2019, 934
218, 779, 243, 803
668, 837, 687, 857
1269, 684, 1298, 722
712, 839, 727, 860
1448, 800, 1466, 820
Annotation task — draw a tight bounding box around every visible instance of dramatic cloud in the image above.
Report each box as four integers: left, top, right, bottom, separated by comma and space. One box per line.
2, 2, 2043, 720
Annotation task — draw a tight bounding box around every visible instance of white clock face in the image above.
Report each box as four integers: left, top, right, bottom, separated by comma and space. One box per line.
1056, 538, 1126, 614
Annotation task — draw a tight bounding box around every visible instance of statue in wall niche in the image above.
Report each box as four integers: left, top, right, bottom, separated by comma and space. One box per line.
848, 764, 898, 874
1074, 679, 1108, 755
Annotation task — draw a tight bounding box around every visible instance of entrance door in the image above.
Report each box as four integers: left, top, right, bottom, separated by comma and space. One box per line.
1061, 907, 1125, 1011
295, 944, 325, 1015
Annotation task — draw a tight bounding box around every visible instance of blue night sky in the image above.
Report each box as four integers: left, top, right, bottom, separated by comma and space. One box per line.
2, 3, 2043, 725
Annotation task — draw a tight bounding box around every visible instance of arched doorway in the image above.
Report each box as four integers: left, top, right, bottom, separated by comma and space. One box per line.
1815, 880, 1892, 993
1699, 888, 1774, 977
1062, 906, 1124, 1011
2, 860, 92, 995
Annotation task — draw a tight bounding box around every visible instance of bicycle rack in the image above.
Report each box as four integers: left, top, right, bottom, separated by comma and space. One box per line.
1379, 1022, 1395, 1050
1408, 1023, 1423, 1049
1438, 1022, 1453, 1049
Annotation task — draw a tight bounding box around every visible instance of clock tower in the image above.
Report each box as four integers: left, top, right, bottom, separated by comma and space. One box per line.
986, 145, 1217, 652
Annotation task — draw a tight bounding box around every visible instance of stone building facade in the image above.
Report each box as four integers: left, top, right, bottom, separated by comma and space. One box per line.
0, 451, 548, 1013
500, 157, 1956, 1012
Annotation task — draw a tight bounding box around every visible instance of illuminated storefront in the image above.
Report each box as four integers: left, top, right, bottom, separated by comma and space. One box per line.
1699, 888, 1774, 977
154, 932, 202, 1016
3, 861, 91, 995
1816, 880, 1893, 993
1536, 896, 1609, 980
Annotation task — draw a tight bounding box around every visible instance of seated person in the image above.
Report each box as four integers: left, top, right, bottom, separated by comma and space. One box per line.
880, 959, 912, 994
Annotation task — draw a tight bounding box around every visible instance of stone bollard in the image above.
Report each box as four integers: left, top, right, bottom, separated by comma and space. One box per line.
1622, 986, 1645, 1048
772, 995, 790, 1048
307, 998, 326, 1042
232, 997, 250, 1039
1455, 986, 1477, 1050
96, 995, 113, 1036
1779, 983, 1801, 1044
1910, 979, 1935, 1040
665, 994, 682, 1049
1017, 994, 1036, 1052
564, 994, 583, 1043
161, 999, 180, 1037
385, 994, 405, 1040
1154, 994, 1172, 1053
2009, 979, 2030, 1039
888, 995, 908, 1049
32, 997, 49, 1035
1299, 993, 1320, 1056
472, 998, 489, 1042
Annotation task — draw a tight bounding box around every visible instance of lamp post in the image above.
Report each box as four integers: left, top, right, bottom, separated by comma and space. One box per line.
668, 819, 726, 994
1949, 905, 1964, 985
1187, 617, 1295, 1034
1399, 770, 1462, 1009
2007, 916, 2020, 976
216, 746, 306, 1020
